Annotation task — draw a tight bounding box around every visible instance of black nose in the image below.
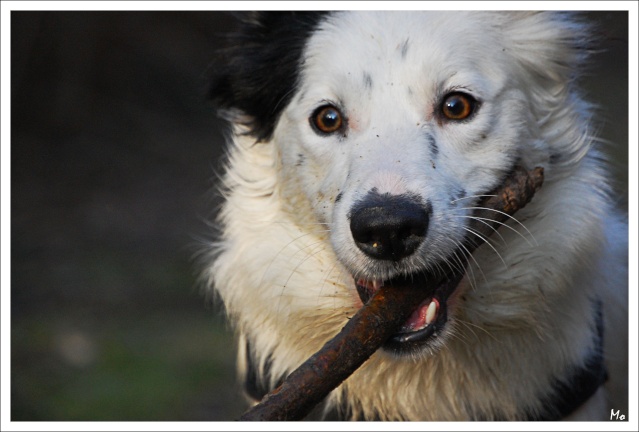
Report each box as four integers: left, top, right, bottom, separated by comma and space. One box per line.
349, 192, 429, 261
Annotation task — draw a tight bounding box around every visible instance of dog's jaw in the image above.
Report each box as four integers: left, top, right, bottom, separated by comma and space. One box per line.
354, 270, 461, 356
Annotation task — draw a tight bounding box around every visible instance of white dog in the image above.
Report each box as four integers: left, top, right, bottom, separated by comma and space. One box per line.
204, 11, 628, 421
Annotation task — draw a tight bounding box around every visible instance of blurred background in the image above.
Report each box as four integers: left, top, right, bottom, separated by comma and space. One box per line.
9, 11, 629, 421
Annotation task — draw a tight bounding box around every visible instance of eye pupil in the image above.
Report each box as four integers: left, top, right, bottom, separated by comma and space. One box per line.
311, 105, 343, 134
441, 93, 476, 120
321, 108, 339, 127
445, 97, 465, 116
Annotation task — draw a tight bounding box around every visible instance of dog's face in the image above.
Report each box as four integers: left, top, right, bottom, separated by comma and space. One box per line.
271, 12, 538, 354
210, 11, 591, 358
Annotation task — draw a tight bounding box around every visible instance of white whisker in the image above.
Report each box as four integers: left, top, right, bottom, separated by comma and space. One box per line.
259, 228, 330, 288
458, 215, 536, 247
452, 215, 507, 245
462, 227, 507, 268
460, 206, 538, 246
456, 318, 498, 343
456, 240, 487, 288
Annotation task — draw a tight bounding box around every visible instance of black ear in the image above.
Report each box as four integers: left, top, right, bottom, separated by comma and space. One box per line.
209, 11, 330, 142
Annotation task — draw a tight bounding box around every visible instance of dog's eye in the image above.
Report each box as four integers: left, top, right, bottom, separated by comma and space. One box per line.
310, 105, 344, 135
441, 92, 477, 121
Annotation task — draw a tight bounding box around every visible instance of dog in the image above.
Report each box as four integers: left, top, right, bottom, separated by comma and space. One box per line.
204, 11, 628, 421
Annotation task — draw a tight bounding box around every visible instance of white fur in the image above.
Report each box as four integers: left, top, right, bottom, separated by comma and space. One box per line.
206, 11, 628, 420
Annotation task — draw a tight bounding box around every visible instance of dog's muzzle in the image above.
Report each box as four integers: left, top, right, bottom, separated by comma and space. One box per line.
348, 191, 454, 355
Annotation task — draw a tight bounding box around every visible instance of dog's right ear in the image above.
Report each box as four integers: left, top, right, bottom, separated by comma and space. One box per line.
208, 12, 330, 142
500, 11, 595, 86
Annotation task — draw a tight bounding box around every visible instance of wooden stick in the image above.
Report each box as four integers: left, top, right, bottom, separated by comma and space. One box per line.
240, 166, 545, 421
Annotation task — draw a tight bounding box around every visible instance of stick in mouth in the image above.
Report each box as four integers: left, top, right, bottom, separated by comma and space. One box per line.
239, 166, 545, 421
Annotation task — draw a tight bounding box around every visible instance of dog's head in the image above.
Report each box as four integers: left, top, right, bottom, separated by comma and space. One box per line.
210, 11, 593, 356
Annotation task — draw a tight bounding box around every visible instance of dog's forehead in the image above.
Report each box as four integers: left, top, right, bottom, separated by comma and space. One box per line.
300, 11, 506, 99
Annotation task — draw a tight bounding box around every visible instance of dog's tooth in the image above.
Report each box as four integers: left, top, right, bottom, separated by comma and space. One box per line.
425, 301, 437, 325
372, 279, 384, 291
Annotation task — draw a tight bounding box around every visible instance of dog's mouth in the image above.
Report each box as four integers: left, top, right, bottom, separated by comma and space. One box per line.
355, 271, 460, 355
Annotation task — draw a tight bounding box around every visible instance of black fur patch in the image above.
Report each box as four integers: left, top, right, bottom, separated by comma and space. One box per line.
208, 12, 331, 142
243, 339, 282, 402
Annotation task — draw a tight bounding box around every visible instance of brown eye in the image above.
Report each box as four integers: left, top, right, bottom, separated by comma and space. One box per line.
310, 105, 343, 134
441, 92, 477, 121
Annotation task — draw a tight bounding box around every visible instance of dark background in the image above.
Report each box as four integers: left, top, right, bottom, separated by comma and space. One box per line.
10, 11, 629, 421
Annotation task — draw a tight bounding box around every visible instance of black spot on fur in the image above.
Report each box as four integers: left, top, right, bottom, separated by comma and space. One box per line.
208, 12, 330, 142
296, 153, 305, 167
335, 192, 343, 203
400, 38, 410, 59
363, 72, 373, 89
451, 187, 467, 203
549, 152, 563, 164
425, 133, 438, 156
